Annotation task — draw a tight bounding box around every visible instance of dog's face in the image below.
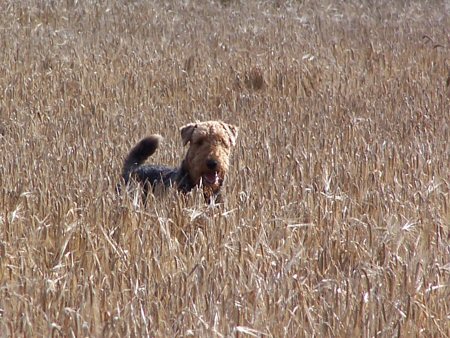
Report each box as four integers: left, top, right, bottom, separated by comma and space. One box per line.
180, 121, 238, 198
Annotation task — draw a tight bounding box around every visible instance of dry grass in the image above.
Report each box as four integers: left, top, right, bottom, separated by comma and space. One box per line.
1, 0, 449, 336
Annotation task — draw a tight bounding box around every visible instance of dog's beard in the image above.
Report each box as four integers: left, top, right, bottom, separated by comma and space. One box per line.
200, 172, 223, 202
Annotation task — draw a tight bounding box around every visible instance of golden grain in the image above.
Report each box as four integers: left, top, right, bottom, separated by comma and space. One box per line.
0, 0, 449, 337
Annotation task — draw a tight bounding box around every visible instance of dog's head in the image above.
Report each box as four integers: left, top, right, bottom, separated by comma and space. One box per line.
180, 120, 239, 200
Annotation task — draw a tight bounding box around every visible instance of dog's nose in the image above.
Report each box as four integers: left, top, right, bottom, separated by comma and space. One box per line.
206, 159, 218, 170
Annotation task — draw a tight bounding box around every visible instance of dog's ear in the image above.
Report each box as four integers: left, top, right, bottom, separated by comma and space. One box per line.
223, 123, 239, 146
180, 123, 197, 145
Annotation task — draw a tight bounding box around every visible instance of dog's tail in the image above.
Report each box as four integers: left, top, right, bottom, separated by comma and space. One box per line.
121, 134, 163, 181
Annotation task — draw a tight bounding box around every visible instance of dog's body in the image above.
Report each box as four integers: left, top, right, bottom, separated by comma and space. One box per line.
121, 121, 238, 203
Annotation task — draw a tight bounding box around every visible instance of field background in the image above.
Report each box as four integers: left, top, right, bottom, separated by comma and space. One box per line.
1, 0, 449, 336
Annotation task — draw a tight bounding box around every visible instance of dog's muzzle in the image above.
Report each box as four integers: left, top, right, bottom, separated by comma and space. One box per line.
203, 172, 220, 186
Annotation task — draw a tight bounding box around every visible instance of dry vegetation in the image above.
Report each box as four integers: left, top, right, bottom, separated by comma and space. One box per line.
1, 0, 449, 336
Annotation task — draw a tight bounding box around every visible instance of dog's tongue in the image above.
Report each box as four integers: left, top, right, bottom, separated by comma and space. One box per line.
203, 172, 219, 185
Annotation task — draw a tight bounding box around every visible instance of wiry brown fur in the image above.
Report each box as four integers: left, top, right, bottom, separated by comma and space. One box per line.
121, 121, 238, 203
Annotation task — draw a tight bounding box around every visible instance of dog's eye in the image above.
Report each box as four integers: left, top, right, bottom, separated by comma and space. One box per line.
196, 139, 204, 146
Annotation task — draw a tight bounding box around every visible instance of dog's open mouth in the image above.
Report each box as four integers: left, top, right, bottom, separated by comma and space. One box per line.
202, 172, 220, 186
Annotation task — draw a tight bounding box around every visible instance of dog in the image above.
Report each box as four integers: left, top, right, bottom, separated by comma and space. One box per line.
121, 121, 238, 203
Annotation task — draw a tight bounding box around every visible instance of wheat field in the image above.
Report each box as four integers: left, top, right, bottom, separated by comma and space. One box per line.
1, 0, 449, 337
